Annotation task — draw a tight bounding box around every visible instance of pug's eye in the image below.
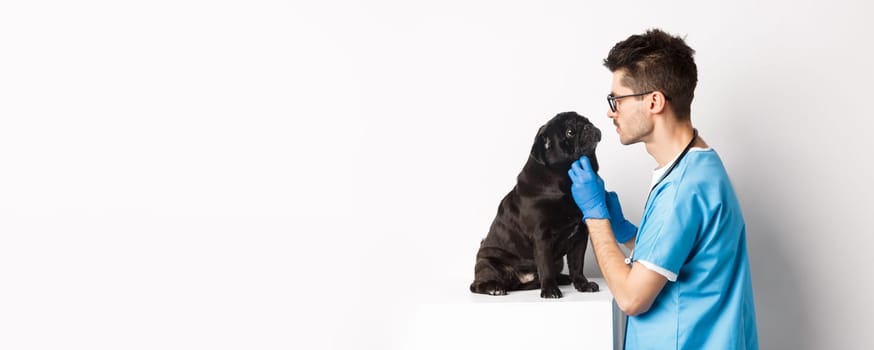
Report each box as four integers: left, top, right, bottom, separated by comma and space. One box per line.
566, 128, 575, 137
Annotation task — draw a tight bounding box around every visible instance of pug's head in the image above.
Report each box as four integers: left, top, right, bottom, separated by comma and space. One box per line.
530, 111, 601, 170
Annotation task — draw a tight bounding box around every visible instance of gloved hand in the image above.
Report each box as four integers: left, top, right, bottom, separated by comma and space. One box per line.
568, 156, 609, 220
606, 191, 638, 244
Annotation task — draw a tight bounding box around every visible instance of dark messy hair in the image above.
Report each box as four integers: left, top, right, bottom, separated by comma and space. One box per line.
603, 29, 697, 119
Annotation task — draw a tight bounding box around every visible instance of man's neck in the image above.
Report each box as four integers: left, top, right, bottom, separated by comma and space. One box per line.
645, 122, 696, 169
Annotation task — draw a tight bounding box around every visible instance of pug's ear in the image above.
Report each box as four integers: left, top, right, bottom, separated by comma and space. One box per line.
531, 127, 550, 165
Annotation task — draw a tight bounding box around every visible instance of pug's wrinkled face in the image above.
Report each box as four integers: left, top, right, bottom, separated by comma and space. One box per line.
531, 111, 601, 169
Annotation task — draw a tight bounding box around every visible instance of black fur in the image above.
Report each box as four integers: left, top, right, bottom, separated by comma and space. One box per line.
470, 112, 601, 298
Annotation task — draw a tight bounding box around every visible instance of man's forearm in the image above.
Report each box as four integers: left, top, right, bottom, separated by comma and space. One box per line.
586, 219, 633, 302
586, 218, 666, 315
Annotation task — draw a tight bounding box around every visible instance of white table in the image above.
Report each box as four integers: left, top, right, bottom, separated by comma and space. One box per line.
402, 278, 619, 350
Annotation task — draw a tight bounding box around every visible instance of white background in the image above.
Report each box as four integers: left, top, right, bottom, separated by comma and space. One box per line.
2, 1, 873, 349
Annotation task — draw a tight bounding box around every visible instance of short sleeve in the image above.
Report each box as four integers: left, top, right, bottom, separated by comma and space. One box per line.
633, 181, 703, 280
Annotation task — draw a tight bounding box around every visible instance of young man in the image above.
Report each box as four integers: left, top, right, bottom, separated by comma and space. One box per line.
567, 29, 759, 349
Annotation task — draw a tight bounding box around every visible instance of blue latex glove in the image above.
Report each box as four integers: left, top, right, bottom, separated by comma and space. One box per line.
606, 191, 638, 244
568, 156, 609, 220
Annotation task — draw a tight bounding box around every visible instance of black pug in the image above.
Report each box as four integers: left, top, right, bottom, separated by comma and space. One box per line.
470, 111, 601, 298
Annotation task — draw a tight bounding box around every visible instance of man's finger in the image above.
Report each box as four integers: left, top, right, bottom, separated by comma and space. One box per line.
571, 160, 583, 175
579, 156, 592, 172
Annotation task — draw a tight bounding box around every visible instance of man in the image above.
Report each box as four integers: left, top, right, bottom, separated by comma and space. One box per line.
567, 29, 759, 349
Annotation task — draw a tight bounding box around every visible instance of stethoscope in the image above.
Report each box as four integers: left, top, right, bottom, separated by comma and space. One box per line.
620, 128, 698, 349
627, 128, 699, 263
625, 129, 698, 265
645, 128, 699, 205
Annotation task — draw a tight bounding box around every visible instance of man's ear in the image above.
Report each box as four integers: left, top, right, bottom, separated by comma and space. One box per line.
647, 91, 668, 114
531, 127, 550, 165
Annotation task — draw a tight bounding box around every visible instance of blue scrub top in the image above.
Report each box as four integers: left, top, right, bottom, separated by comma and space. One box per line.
625, 149, 759, 350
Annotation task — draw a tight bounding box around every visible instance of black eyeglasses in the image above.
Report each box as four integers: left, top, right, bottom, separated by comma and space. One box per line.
607, 91, 671, 112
